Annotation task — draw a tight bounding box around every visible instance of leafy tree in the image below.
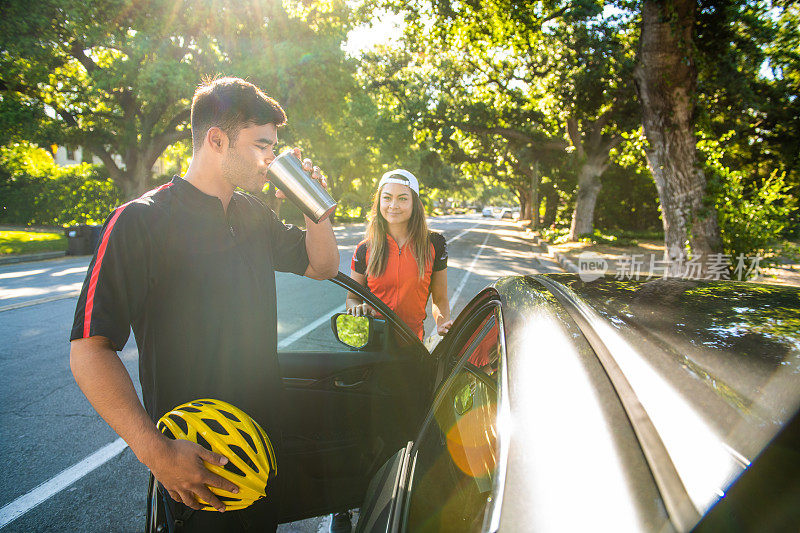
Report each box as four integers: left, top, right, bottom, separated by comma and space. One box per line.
635, 0, 799, 274
590, 126, 663, 232
694, 0, 800, 238
0, 0, 356, 198
364, 0, 641, 234
355, 3, 548, 222
553, 16, 640, 239
701, 132, 797, 265
696, 0, 800, 187
635, 0, 724, 274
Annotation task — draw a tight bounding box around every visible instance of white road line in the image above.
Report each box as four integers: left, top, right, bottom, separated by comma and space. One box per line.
278, 304, 345, 349
0, 304, 344, 528
0, 438, 127, 529
450, 230, 492, 309
446, 221, 482, 244
0, 291, 80, 313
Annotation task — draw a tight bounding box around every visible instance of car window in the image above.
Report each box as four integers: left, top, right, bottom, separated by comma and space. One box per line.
404, 311, 500, 532
455, 314, 500, 379
275, 273, 348, 351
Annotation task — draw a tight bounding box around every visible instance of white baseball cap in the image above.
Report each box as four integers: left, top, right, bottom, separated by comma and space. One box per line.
378, 169, 419, 195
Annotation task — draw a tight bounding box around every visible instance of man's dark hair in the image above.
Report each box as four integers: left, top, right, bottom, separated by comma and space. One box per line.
190, 77, 287, 150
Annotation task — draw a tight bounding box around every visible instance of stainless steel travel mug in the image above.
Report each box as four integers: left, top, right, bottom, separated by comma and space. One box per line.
267, 149, 337, 223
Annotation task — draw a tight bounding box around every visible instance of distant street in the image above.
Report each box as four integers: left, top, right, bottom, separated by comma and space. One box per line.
0, 214, 561, 532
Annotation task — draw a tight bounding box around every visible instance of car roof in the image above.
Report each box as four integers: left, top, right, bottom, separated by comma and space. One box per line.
491, 274, 800, 532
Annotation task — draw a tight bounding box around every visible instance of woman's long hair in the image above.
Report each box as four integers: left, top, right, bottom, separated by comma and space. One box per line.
365, 185, 431, 279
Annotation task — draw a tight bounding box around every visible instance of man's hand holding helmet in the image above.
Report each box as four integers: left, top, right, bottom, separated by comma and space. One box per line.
146, 437, 238, 512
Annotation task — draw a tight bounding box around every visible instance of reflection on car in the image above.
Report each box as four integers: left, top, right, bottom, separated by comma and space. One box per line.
148, 274, 800, 533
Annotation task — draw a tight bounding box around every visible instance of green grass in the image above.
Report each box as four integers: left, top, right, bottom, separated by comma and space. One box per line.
0, 230, 67, 255
539, 227, 665, 246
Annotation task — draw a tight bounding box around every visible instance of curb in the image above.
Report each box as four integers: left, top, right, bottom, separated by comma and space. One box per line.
0, 251, 67, 266
530, 233, 580, 274
513, 222, 568, 273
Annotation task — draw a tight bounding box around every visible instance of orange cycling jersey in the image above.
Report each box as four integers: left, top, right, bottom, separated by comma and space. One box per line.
351, 232, 447, 339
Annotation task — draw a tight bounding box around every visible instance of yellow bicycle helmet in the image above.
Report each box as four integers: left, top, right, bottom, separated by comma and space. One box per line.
156, 399, 277, 512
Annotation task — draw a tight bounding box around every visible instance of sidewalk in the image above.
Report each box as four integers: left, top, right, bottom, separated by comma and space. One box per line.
533, 232, 800, 287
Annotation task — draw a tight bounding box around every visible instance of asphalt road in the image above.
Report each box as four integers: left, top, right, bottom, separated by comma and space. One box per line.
0, 214, 561, 532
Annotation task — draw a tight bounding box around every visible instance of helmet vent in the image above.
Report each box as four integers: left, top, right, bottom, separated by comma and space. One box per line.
168, 414, 189, 435
202, 418, 229, 435
217, 495, 242, 503
238, 429, 256, 453
196, 432, 213, 452
180, 406, 201, 413
229, 444, 259, 473
158, 422, 176, 440
219, 410, 241, 422
223, 459, 246, 477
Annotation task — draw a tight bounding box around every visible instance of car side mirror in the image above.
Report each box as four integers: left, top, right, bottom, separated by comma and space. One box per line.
331, 313, 383, 350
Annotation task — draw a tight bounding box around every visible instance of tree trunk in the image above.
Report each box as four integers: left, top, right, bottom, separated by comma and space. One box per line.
568, 158, 605, 240
521, 192, 531, 222
542, 181, 559, 227
635, 0, 722, 274
518, 187, 530, 221
118, 163, 150, 200
529, 162, 540, 228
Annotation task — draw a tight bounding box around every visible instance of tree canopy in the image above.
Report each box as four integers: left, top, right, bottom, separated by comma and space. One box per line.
1, 0, 797, 262
0, 0, 357, 198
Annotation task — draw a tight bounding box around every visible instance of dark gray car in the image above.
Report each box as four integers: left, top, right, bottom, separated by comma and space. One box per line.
148, 274, 800, 532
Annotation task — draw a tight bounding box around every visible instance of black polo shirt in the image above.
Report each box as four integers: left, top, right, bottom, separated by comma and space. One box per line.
70, 176, 309, 434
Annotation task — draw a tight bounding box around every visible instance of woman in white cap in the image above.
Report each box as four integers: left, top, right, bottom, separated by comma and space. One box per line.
334, 169, 453, 532
345, 169, 453, 340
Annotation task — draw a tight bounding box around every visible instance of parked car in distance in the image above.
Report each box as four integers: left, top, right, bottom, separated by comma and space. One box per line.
147, 274, 800, 533
499, 207, 521, 220
482, 207, 494, 217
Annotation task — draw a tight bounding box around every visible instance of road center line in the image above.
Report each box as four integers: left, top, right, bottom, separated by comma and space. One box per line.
0, 438, 127, 529
440, 222, 481, 244
450, 230, 492, 309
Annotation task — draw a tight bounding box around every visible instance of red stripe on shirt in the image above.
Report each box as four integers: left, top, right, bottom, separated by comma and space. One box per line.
82, 182, 173, 338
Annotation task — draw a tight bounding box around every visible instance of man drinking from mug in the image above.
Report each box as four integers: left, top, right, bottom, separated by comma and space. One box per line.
69, 76, 339, 532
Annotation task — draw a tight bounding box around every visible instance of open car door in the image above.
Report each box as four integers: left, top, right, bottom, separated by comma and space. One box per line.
355, 289, 506, 533
275, 273, 436, 523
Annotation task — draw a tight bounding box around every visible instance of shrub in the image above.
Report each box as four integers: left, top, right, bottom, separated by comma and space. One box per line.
714, 168, 796, 266
576, 229, 665, 246
700, 132, 797, 267
540, 227, 665, 247
539, 226, 570, 243
0, 143, 122, 226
